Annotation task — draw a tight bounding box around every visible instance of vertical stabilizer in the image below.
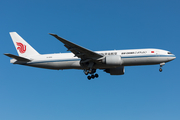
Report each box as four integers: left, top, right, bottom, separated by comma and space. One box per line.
10, 32, 40, 57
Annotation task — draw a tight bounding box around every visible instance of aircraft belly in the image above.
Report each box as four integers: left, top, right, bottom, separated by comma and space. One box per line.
52, 61, 82, 69
27, 61, 82, 70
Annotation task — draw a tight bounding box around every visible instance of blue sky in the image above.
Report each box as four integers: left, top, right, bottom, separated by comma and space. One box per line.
0, 0, 180, 120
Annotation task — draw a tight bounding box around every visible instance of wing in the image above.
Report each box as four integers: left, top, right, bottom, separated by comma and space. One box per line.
49, 33, 103, 60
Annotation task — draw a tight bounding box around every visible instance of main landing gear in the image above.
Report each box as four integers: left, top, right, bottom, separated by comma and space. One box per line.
159, 62, 165, 72
84, 69, 99, 80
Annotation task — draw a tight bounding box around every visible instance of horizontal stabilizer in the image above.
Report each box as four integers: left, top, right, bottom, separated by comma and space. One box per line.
4, 53, 31, 61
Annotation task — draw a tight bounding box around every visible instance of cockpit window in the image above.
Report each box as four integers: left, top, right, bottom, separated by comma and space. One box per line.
168, 52, 172, 54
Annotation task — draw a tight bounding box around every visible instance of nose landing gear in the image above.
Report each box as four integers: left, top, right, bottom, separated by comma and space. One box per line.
159, 62, 165, 72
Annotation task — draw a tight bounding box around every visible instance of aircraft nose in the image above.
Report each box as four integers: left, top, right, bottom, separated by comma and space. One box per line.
171, 54, 176, 60
173, 54, 176, 60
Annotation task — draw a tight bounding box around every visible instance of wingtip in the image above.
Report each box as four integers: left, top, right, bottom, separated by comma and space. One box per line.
4, 53, 8, 56
49, 33, 57, 36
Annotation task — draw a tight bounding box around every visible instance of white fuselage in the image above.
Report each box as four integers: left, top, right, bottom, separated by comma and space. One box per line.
12, 48, 175, 70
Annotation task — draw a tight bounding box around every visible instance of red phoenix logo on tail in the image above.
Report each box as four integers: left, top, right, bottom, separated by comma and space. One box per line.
16, 42, 26, 53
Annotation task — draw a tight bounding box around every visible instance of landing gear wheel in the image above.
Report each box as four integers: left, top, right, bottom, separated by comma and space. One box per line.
87, 76, 91, 80
89, 70, 92, 74
85, 69, 99, 80
159, 63, 165, 72
92, 69, 96, 73
95, 74, 99, 78
85, 71, 88, 75
91, 75, 95, 79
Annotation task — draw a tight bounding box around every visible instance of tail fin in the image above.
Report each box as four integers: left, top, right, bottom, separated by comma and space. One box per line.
10, 32, 40, 57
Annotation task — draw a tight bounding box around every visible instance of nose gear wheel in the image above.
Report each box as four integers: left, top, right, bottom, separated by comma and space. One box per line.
159, 62, 165, 72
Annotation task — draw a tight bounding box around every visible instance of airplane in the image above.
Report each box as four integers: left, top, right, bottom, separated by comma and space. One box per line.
4, 32, 176, 80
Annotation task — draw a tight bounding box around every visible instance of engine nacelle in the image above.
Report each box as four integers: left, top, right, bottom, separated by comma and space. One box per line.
104, 66, 125, 75
102, 55, 123, 66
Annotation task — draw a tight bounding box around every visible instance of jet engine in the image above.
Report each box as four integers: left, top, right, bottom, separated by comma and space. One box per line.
104, 66, 125, 75
102, 55, 123, 66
